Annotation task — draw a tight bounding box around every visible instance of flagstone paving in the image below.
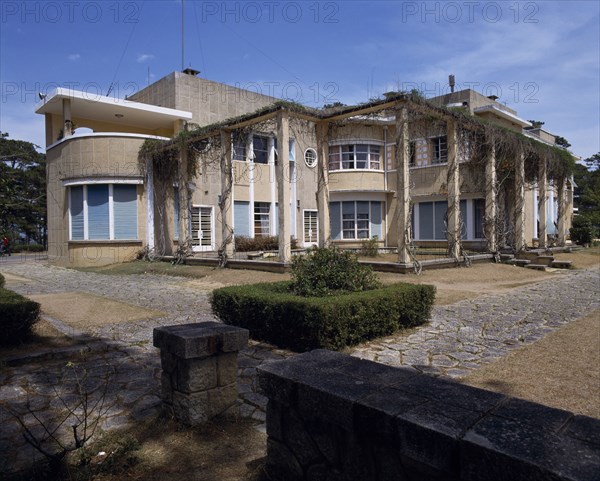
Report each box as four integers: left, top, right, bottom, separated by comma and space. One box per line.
1, 262, 598, 472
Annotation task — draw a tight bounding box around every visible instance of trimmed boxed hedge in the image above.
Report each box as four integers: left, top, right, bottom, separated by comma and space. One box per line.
210, 281, 435, 351
0, 287, 41, 345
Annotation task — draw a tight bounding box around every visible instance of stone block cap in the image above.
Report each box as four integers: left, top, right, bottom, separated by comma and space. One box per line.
153, 322, 249, 359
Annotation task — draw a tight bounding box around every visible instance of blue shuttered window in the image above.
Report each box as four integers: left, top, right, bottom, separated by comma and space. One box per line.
87, 185, 109, 240
371, 202, 382, 239
70, 186, 84, 240
113, 185, 138, 239
330, 202, 341, 240
69, 184, 139, 241
234, 201, 250, 237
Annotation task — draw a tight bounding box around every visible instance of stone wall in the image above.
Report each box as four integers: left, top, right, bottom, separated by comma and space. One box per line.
258, 349, 599, 481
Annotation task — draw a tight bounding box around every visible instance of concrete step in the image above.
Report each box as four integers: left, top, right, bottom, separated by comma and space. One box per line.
525, 264, 547, 271
551, 260, 572, 269
536, 255, 555, 267
512, 259, 531, 267
500, 254, 515, 261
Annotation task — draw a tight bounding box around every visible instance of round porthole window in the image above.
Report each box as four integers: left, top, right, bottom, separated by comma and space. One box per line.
304, 148, 317, 168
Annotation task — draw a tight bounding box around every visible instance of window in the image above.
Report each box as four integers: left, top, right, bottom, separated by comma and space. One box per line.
330, 201, 382, 240
416, 199, 482, 240
69, 184, 138, 241
328, 143, 382, 171
252, 136, 269, 164
254, 202, 270, 237
304, 148, 317, 168
233, 136, 246, 161
431, 136, 448, 164
303, 210, 318, 244
474, 199, 485, 239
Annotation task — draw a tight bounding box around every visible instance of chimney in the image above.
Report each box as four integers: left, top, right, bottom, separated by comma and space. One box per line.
449, 74, 455, 93
182, 67, 201, 76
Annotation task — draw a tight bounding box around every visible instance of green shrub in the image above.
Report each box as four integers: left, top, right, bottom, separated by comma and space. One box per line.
360, 236, 380, 257
235, 235, 298, 252
570, 215, 597, 245
211, 281, 435, 351
0, 273, 4, 288
11, 243, 45, 253
0, 287, 40, 345
291, 247, 381, 297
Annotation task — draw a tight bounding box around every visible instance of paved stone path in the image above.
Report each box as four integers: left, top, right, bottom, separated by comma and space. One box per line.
1, 262, 598, 473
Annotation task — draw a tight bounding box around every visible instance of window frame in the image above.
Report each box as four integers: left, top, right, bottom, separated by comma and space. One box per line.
431, 136, 448, 164
68, 183, 139, 241
328, 143, 382, 171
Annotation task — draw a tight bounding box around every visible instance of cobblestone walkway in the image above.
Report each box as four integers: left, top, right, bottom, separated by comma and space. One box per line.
1, 263, 598, 472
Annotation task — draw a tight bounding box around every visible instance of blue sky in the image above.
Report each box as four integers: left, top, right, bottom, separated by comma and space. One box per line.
1, 1, 599, 159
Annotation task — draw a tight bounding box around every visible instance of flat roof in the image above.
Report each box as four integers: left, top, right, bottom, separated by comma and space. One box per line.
473, 104, 532, 128
35, 87, 192, 130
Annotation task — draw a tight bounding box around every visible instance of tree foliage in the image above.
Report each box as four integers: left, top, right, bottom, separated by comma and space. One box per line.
0, 132, 46, 245
572, 152, 600, 242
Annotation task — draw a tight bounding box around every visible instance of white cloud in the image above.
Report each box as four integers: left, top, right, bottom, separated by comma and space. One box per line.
68, 54, 81, 61
137, 54, 155, 63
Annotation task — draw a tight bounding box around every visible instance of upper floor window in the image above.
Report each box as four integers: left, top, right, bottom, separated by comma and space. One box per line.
328, 143, 381, 171
431, 136, 447, 164
69, 184, 138, 241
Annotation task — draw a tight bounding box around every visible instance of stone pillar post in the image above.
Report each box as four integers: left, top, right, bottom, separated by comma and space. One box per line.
446, 119, 461, 259
484, 141, 497, 252
220, 130, 234, 259
62, 98, 72, 137
316, 122, 331, 247
153, 322, 249, 426
178, 147, 191, 250
276, 112, 291, 263
514, 149, 526, 252
395, 106, 411, 264
557, 176, 567, 246
146, 157, 155, 251
538, 157, 548, 249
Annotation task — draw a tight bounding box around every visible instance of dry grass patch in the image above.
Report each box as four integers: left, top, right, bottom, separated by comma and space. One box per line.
0, 318, 76, 360
554, 246, 600, 269
462, 309, 600, 418
28, 292, 165, 332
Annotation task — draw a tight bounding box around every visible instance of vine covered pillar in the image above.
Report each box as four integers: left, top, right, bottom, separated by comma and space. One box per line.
537, 156, 548, 249
316, 122, 331, 247
276, 112, 292, 263
178, 146, 191, 248
146, 157, 155, 251
446, 119, 461, 259
394, 106, 411, 264
484, 140, 497, 252
514, 148, 526, 252
220, 130, 234, 259
556, 176, 567, 246
62, 98, 72, 137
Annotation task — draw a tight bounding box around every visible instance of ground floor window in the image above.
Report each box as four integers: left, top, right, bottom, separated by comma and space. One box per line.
254, 202, 270, 237
303, 210, 318, 244
413, 198, 484, 241
330, 201, 382, 240
69, 184, 138, 241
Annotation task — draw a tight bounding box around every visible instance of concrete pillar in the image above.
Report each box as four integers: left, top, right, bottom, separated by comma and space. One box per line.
538, 157, 548, 249
484, 141, 497, 252
514, 149, 526, 251
178, 148, 191, 249
446, 119, 461, 259
146, 157, 155, 251
276, 112, 291, 263
557, 176, 567, 246
153, 322, 249, 426
395, 106, 411, 264
316, 122, 331, 247
220, 130, 234, 260
62, 98, 72, 137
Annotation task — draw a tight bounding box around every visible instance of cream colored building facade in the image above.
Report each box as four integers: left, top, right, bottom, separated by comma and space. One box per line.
36, 70, 573, 267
